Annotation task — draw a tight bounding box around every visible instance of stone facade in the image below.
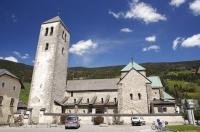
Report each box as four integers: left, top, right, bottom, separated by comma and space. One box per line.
0, 71, 22, 125
118, 69, 150, 114
28, 16, 70, 123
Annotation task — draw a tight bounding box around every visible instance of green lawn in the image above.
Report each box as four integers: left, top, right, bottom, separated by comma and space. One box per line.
167, 125, 200, 132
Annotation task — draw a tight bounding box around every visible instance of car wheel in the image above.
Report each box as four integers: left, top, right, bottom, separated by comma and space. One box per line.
65, 127, 68, 130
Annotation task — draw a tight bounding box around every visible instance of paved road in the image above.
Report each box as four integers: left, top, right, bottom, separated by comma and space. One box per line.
0, 125, 156, 132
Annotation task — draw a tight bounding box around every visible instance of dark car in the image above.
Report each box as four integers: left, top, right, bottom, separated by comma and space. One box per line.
65, 116, 80, 129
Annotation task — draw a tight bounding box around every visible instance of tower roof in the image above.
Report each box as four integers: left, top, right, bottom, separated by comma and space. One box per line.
43, 16, 62, 24
43, 16, 69, 32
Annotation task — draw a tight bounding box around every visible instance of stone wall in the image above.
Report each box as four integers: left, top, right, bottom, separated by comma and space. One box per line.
0, 75, 21, 124
28, 20, 69, 122
118, 69, 150, 114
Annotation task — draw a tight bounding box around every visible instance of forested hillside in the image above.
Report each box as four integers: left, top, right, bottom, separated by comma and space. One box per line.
0, 59, 200, 103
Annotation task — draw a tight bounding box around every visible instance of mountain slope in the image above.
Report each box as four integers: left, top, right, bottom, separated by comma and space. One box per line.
0, 59, 200, 103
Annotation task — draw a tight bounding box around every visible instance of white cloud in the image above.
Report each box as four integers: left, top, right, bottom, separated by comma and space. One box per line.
182, 34, 200, 47
145, 35, 156, 42
172, 37, 184, 50
13, 51, 29, 59
142, 45, 160, 52
3, 56, 18, 62
189, 0, 200, 16
169, 0, 186, 7
69, 39, 98, 56
109, 1, 167, 24
172, 34, 200, 50
108, 11, 122, 19
120, 28, 133, 33
0, 57, 3, 59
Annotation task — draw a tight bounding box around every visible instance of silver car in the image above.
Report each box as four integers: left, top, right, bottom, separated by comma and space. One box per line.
65, 116, 80, 129
131, 116, 146, 126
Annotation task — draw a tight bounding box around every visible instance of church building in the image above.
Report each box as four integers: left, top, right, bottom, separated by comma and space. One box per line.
28, 16, 177, 124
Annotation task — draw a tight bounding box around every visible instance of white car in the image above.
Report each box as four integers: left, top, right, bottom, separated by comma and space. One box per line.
131, 116, 145, 126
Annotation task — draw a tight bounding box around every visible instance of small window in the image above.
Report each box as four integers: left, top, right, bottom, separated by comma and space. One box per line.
2, 82, 5, 88
130, 93, 133, 100
13, 86, 15, 91
87, 98, 89, 103
155, 92, 157, 94
10, 98, 14, 107
0, 96, 3, 105
74, 99, 76, 103
83, 110, 85, 113
62, 31, 64, 39
45, 28, 49, 36
163, 107, 167, 112
69, 110, 71, 113
71, 92, 73, 97
50, 27, 54, 36
101, 98, 104, 103
62, 47, 64, 54
138, 93, 141, 100
114, 98, 117, 103
45, 43, 49, 51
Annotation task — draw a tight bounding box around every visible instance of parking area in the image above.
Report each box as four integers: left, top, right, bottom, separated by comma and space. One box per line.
0, 124, 156, 132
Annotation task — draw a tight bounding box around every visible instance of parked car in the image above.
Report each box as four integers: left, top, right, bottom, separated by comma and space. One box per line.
131, 116, 145, 126
65, 116, 80, 129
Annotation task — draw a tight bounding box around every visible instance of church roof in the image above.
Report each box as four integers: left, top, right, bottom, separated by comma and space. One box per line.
147, 76, 163, 88
66, 78, 119, 92
163, 91, 175, 100
121, 61, 145, 72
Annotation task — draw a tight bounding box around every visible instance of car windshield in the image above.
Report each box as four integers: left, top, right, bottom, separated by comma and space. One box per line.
132, 117, 138, 119
66, 117, 77, 121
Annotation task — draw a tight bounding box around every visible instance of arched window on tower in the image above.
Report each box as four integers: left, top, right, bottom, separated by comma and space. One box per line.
62, 47, 64, 55
62, 31, 64, 39
101, 98, 104, 103
45, 43, 49, 51
45, 28, 49, 36
138, 93, 141, 100
87, 98, 89, 103
0, 96, 3, 105
130, 93, 133, 100
50, 27, 54, 36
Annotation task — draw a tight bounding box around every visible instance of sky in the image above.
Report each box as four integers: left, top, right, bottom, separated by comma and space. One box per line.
0, 0, 200, 67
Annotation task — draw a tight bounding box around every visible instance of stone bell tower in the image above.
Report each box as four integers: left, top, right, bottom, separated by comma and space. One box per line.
28, 16, 70, 122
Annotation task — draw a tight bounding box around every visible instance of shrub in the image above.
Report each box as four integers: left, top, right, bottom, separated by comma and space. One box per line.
93, 116, 104, 125
60, 115, 67, 124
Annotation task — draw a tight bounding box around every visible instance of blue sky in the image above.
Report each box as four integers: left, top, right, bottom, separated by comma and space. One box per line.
0, 0, 200, 67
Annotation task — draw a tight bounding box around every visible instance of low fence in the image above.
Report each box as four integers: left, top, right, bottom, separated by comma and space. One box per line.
39, 113, 184, 125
